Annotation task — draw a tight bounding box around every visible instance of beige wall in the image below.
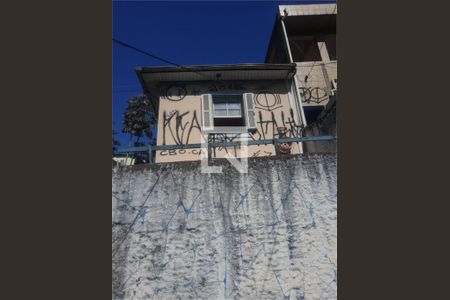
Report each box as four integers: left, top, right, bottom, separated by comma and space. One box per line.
296, 60, 337, 108
154, 80, 304, 163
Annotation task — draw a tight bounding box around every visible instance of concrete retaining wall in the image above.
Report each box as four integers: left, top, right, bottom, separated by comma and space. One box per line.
112, 154, 337, 299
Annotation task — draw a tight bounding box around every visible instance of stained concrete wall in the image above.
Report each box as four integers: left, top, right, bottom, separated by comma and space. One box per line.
112, 154, 336, 300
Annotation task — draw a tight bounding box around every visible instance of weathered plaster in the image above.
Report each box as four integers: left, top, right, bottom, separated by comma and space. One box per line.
112, 154, 336, 299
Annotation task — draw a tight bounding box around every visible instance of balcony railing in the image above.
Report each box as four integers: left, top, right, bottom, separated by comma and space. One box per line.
116, 135, 336, 164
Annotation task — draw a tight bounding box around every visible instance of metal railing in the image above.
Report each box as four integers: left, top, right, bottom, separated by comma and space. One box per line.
115, 135, 336, 164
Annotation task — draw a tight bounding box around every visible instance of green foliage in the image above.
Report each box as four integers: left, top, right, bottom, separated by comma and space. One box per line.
122, 94, 155, 144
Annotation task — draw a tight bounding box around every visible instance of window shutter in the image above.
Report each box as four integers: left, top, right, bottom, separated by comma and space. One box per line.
201, 94, 213, 130
243, 93, 256, 130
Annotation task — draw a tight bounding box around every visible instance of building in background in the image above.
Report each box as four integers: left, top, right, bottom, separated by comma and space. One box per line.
112, 155, 136, 166
265, 3, 337, 152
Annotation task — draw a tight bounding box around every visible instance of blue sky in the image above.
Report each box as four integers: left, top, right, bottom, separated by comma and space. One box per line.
112, 0, 335, 147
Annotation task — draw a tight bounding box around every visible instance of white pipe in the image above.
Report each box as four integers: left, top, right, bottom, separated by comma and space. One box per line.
280, 16, 307, 128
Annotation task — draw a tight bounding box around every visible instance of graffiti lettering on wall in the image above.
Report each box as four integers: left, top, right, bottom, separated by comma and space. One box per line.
164, 83, 247, 101
251, 150, 274, 157
254, 92, 282, 111
208, 133, 242, 158
299, 87, 328, 104
254, 109, 303, 141
162, 110, 201, 145
207, 82, 245, 92
165, 85, 187, 101
161, 108, 303, 157
160, 149, 205, 156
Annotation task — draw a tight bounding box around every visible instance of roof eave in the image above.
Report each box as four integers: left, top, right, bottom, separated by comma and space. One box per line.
137, 63, 296, 75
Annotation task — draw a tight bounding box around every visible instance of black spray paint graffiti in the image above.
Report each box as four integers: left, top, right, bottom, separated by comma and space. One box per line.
208, 82, 245, 92
165, 85, 187, 101
160, 149, 205, 156
162, 110, 201, 145
254, 109, 303, 141
208, 133, 242, 158
164, 83, 247, 101
254, 92, 282, 112
299, 87, 328, 104
251, 150, 274, 158
160, 108, 303, 157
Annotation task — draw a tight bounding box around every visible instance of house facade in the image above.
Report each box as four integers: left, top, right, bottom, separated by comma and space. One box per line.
133, 3, 337, 163
135, 64, 306, 163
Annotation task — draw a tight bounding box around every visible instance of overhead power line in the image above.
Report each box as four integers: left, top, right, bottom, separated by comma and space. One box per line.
112, 38, 303, 90
112, 37, 222, 81
112, 38, 257, 87
113, 38, 182, 67
113, 36, 331, 73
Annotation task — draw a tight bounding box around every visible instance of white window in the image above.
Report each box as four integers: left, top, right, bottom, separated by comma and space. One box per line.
201, 93, 256, 130
213, 95, 242, 118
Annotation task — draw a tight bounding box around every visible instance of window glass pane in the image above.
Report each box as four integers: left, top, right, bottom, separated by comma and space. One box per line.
228, 109, 241, 116
227, 103, 241, 110
212, 95, 243, 118
214, 103, 227, 110
214, 109, 227, 116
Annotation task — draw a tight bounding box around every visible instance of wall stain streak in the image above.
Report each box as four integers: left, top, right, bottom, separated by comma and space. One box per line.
113, 154, 337, 300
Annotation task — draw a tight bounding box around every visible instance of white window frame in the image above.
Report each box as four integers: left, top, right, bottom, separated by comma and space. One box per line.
201, 92, 256, 131
212, 94, 244, 119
